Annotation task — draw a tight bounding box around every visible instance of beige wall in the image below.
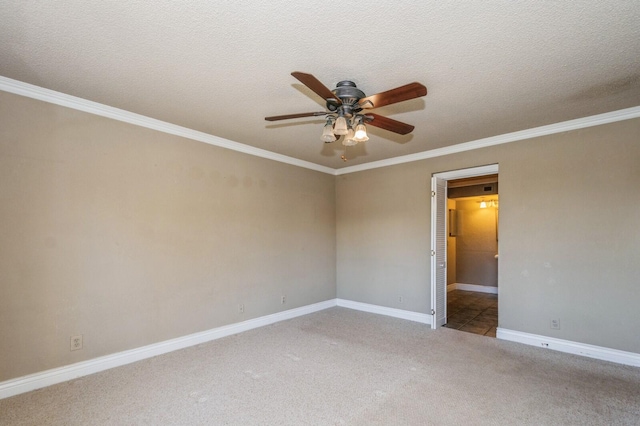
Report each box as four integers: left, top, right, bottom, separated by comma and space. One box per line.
455, 198, 498, 287
0, 92, 337, 381
336, 162, 431, 312
337, 118, 640, 353
2, 88, 640, 382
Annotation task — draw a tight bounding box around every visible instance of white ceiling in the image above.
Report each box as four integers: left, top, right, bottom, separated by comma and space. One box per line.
1, 1, 639, 169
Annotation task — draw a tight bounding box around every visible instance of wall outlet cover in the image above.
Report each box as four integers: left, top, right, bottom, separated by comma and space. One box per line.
70, 335, 83, 351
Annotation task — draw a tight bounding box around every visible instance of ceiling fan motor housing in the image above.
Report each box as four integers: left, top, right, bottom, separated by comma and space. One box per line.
327, 81, 366, 116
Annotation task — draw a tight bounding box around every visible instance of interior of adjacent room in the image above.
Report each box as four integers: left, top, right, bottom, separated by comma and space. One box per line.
446, 175, 499, 337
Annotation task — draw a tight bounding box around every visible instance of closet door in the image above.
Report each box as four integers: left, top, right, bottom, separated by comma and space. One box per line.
431, 177, 447, 329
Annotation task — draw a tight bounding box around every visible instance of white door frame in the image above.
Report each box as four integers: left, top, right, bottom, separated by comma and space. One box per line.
430, 164, 499, 329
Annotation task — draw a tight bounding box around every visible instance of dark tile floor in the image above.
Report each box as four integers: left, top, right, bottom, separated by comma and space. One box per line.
445, 289, 498, 337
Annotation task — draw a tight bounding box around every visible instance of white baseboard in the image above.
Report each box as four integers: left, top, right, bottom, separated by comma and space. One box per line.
336, 299, 431, 325
497, 328, 640, 367
451, 283, 498, 294
0, 299, 337, 400
7, 301, 637, 400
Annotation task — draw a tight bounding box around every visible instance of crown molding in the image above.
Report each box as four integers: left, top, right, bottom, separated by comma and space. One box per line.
2, 76, 639, 177
0, 76, 335, 175
335, 105, 640, 175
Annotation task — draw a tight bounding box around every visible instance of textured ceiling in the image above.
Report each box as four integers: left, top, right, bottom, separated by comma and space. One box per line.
1, 1, 639, 168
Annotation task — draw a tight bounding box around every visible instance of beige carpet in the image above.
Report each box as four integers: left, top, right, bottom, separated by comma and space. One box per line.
1, 307, 639, 425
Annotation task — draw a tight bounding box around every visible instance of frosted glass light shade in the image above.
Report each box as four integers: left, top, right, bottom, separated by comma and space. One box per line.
342, 128, 357, 146
321, 122, 336, 143
334, 116, 348, 135
354, 123, 369, 142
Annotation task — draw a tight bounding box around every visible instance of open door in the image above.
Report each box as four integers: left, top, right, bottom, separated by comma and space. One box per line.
430, 164, 500, 330
430, 176, 447, 329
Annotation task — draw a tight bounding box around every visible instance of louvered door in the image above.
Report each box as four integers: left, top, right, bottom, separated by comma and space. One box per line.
431, 177, 447, 328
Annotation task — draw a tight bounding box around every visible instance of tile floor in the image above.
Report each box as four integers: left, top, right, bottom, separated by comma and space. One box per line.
445, 289, 498, 337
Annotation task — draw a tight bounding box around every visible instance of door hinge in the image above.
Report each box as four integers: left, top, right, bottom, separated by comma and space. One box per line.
430, 250, 436, 256
430, 309, 435, 315
431, 191, 436, 197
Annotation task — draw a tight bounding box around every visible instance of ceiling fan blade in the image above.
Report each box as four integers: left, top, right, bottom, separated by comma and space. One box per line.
291, 72, 342, 105
358, 82, 427, 109
364, 113, 415, 135
265, 111, 327, 121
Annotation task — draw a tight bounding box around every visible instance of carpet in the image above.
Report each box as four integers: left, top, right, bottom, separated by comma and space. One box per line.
1, 307, 639, 425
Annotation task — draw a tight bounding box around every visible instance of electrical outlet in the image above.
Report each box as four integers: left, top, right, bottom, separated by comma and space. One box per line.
281, 295, 286, 304
238, 304, 244, 313
550, 319, 560, 330
70, 335, 83, 351
398, 296, 403, 303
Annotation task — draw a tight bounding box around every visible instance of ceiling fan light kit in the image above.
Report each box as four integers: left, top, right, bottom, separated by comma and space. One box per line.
265, 72, 427, 156
321, 119, 337, 143
333, 115, 349, 135
343, 128, 357, 147
354, 120, 369, 142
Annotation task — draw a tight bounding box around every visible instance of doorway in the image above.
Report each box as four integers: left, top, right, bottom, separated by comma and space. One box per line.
445, 189, 499, 336
430, 164, 499, 334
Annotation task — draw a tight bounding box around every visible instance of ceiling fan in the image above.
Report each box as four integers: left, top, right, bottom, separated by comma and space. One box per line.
265, 72, 427, 149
